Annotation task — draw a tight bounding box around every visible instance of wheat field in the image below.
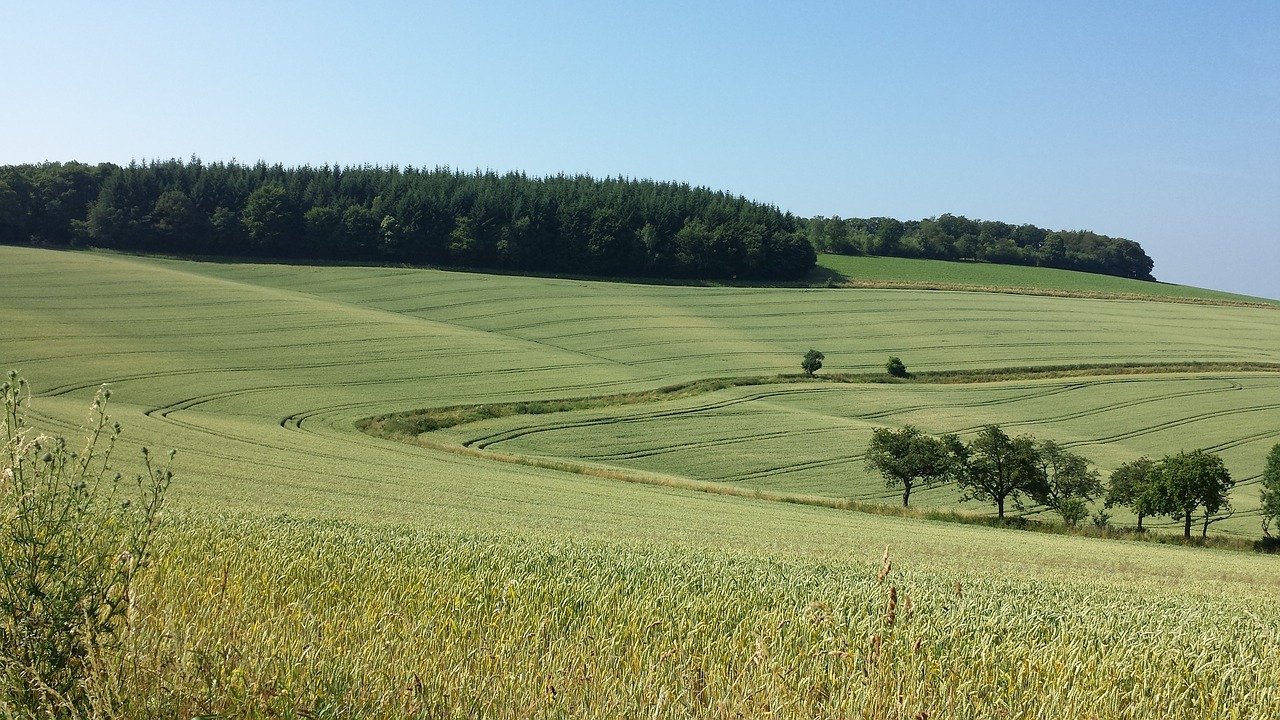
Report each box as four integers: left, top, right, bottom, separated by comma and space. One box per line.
3, 245, 1280, 717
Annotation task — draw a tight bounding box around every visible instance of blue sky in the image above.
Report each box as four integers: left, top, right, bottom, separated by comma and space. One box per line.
4, 1, 1277, 298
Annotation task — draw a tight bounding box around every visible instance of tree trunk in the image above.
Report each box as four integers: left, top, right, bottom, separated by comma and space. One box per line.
1136, 513, 1144, 532
902, 480, 912, 508
997, 496, 1005, 519
1183, 511, 1193, 539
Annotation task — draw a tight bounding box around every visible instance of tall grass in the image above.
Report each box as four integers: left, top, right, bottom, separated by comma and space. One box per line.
1, 373, 172, 715
80, 514, 1280, 718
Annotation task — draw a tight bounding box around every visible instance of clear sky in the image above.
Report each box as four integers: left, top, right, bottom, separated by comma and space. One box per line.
4, 1, 1277, 298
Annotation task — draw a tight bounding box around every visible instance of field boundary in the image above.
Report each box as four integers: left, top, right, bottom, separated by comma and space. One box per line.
358, 361, 1280, 435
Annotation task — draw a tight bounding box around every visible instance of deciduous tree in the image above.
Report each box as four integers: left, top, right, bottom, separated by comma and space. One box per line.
1260, 443, 1280, 538
801, 349, 824, 376
1105, 456, 1157, 531
886, 356, 908, 378
1153, 450, 1234, 539
1034, 440, 1101, 527
865, 425, 962, 507
957, 425, 1042, 520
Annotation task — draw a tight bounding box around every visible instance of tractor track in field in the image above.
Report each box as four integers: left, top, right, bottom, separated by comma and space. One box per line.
479, 376, 1245, 460
363, 368, 1280, 528
583, 426, 844, 462
31, 352, 606, 398
464, 386, 827, 450
139, 364, 629, 421
1079, 403, 1280, 446
581, 378, 1273, 483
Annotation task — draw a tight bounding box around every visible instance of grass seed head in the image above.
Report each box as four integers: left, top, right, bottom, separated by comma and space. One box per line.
876, 545, 893, 585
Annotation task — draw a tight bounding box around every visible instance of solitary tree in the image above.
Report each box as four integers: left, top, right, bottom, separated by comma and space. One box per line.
957, 425, 1042, 520
801, 349, 824, 376
886, 356, 909, 378
864, 425, 962, 507
1259, 443, 1280, 538
1034, 440, 1101, 527
1154, 450, 1234, 539
1105, 456, 1158, 531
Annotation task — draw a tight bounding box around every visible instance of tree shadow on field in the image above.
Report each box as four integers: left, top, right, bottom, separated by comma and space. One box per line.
807, 264, 850, 287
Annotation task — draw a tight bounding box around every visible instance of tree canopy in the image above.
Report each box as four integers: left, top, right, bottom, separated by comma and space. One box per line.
1102, 451, 1237, 537
1034, 440, 1102, 527
0, 159, 815, 281
801, 349, 824, 376
1105, 457, 1159, 531
807, 213, 1155, 281
1152, 450, 1234, 538
1259, 444, 1280, 538
956, 425, 1044, 519
864, 425, 963, 507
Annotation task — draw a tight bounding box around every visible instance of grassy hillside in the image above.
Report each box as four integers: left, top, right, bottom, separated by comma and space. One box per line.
6, 245, 1280, 531
4, 245, 1280, 716
428, 373, 1280, 535
816, 253, 1280, 304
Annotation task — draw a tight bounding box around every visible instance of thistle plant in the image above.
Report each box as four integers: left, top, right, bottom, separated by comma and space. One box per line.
1, 371, 172, 712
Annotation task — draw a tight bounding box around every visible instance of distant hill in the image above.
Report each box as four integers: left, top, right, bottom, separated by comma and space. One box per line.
814, 254, 1278, 305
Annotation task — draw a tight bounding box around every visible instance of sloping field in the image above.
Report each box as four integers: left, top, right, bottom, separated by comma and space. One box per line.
445, 376, 1280, 527
5, 245, 1280, 536
4, 245, 1280, 715
818, 253, 1280, 304
446, 374, 1280, 535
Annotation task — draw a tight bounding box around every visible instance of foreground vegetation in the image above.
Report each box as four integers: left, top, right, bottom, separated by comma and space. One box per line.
41, 515, 1280, 718
1, 375, 172, 711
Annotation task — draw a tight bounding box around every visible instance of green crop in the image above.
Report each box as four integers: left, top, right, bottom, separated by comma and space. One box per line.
4, 246, 1280, 716
817, 254, 1280, 305
79, 514, 1280, 718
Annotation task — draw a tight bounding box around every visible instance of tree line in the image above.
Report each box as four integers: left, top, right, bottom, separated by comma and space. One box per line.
807, 214, 1156, 281
865, 425, 1280, 540
0, 159, 815, 281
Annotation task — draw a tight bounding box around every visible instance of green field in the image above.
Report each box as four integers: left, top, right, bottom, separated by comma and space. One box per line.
4, 245, 1280, 716
817, 253, 1280, 304
6, 242, 1280, 539
430, 374, 1280, 534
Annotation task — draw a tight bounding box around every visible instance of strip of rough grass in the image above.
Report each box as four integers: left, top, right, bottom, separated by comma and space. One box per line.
816, 254, 1280, 305
361, 361, 1280, 435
